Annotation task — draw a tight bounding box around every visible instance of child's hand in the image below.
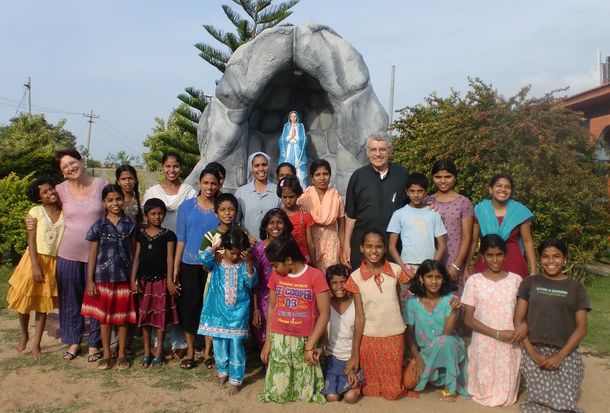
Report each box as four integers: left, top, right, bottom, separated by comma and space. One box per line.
347, 370, 359, 388
211, 233, 223, 250
31, 267, 44, 283
260, 340, 271, 364
345, 355, 359, 375
541, 353, 564, 370
241, 248, 251, 263
448, 296, 462, 312
247, 234, 257, 248
530, 349, 548, 367
447, 265, 459, 280
251, 309, 261, 328
511, 323, 528, 343
312, 347, 323, 363
86, 282, 98, 297
304, 348, 317, 365
167, 280, 180, 297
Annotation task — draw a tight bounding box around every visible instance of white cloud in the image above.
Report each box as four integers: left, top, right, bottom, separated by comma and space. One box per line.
521, 66, 599, 97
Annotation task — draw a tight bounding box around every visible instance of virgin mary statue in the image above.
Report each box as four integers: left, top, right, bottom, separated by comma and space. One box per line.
278, 110, 308, 187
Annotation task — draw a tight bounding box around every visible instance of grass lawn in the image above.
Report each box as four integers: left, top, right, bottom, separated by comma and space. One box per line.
0, 266, 10, 310
582, 275, 610, 356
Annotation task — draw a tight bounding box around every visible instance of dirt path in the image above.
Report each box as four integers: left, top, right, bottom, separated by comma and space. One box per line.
0, 312, 607, 413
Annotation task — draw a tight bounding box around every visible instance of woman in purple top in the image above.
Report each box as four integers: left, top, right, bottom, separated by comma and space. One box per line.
426, 160, 473, 296
48, 148, 107, 361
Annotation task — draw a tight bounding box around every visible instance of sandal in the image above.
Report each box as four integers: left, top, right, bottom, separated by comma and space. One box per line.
440, 388, 457, 402
180, 358, 196, 370
204, 357, 215, 369
151, 356, 164, 367
97, 359, 112, 370
62, 348, 81, 361
141, 355, 152, 367
117, 358, 130, 370
87, 351, 103, 363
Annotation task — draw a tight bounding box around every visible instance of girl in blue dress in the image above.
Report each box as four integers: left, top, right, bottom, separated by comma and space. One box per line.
405, 259, 468, 401
198, 227, 257, 396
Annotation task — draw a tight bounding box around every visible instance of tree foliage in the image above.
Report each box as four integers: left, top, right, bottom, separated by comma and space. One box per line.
0, 173, 34, 264
195, 0, 300, 72
0, 114, 77, 179
142, 105, 200, 178
392, 78, 609, 263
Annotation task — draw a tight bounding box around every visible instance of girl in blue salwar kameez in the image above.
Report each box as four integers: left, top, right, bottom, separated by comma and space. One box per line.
198, 227, 257, 395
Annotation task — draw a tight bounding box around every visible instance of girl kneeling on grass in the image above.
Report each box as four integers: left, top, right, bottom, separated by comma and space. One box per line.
81, 184, 137, 370
259, 237, 330, 404
198, 227, 257, 396
514, 237, 590, 413
405, 259, 468, 401
8, 177, 63, 359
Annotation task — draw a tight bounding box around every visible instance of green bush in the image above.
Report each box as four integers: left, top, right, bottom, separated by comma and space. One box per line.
0, 173, 34, 264
392, 79, 609, 265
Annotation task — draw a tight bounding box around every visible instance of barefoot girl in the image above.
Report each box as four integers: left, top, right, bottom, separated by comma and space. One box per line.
278, 175, 314, 263
130, 198, 179, 367
174, 167, 220, 369
405, 260, 468, 401
514, 237, 590, 413
115, 165, 143, 224
462, 234, 524, 406
298, 159, 345, 273
259, 237, 330, 403
321, 264, 362, 404
251, 208, 293, 349
198, 227, 257, 395
81, 184, 137, 370
343, 229, 410, 400
7, 177, 63, 359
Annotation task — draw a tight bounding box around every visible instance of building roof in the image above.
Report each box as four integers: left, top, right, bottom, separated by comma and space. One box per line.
560, 83, 610, 116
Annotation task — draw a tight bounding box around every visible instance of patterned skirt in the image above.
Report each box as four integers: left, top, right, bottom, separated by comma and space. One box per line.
258, 332, 326, 404
360, 334, 405, 400
138, 278, 179, 330
7, 250, 58, 313
81, 282, 136, 325
520, 345, 585, 413
415, 334, 469, 397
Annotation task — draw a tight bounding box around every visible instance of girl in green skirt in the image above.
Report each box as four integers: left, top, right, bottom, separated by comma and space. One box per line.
259, 237, 330, 403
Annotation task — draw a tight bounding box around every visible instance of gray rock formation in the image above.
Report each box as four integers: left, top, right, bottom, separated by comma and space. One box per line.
186, 23, 389, 195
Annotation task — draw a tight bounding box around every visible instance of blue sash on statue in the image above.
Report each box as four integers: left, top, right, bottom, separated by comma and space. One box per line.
475, 199, 533, 251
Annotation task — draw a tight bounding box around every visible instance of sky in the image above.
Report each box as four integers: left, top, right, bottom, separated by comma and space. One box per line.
1, 0, 608, 161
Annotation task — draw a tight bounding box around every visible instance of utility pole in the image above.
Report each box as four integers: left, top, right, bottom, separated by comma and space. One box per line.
24, 77, 31, 114
388, 65, 396, 128
83, 110, 100, 164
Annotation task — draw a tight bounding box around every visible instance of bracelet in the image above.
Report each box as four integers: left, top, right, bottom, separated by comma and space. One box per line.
304, 348, 313, 352
451, 263, 461, 271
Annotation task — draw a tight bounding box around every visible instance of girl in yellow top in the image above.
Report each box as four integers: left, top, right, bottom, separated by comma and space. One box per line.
7, 177, 64, 359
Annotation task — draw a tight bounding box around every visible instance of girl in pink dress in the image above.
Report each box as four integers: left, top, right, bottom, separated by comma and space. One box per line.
298, 159, 345, 273
462, 234, 526, 406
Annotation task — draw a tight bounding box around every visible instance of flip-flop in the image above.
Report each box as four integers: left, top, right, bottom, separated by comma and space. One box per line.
180, 358, 196, 369
204, 357, 215, 369
97, 358, 112, 370
87, 351, 103, 363
151, 356, 164, 367
62, 349, 80, 361
117, 358, 130, 370
141, 355, 152, 367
